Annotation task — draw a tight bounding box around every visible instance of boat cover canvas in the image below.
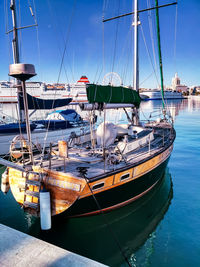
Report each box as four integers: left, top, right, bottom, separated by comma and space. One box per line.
86, 84, 141, 107
0, 122, 37, 133
47, 109, 82, 122
19, 93, 72, 110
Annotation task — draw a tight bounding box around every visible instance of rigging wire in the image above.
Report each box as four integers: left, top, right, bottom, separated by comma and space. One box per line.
121, 25, 133, 85
147, 0, 158, 75
164, 2, 178, 116
93, 64, 101, 84
96, 65, 104, 84
94, 1, 105, 85
46, 0, 74, 84
4, 0, 24, 134
103, 0, 109, 15
110, 0, 121, 84
80, 171, 131, 267
18, 0, 23, 62
173, 1, 178, 72
102, 2, 105, 84
40, 0, 77, 166
29, 0, 42, 81
139, 71, 154, 86
22, 0, 43, 121
140, 24, 160, 88
4, 0, 12, 66
56, 0, 77, 84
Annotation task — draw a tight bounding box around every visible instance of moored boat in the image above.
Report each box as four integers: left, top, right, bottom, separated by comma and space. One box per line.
3, 86, 175, 218
0, 0, 177, 229
140, 89, 183, 100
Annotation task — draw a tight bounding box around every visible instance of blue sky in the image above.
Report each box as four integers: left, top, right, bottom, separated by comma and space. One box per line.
0, 0, 200, 88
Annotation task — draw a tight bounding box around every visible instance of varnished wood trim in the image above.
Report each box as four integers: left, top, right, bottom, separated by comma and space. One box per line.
80, 144, 173, 198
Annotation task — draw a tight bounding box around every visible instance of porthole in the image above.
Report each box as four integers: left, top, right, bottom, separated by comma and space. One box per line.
92, 182, 105, 190
120, 173, 130, 181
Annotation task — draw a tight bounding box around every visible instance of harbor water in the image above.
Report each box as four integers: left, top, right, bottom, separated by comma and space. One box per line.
0, 99, 200, 266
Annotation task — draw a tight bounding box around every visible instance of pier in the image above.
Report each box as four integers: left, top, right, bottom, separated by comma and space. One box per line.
0, 224, 107, 267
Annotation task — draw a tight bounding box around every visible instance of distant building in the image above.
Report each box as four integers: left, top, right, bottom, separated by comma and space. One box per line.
171, 73, 188, 93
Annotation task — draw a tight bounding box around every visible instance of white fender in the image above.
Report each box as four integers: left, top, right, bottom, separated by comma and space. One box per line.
1, 169, 10, 194
40, 189, 51, 230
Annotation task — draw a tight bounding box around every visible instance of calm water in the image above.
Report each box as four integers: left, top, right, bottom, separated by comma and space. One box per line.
0, 99, 200, 266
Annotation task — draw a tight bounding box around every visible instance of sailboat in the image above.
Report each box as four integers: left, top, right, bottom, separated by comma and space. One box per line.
0, 0, 176, 229
0, 0, 88, 156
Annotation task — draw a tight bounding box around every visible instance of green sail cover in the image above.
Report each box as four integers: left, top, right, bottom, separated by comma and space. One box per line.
86, 84, 141, 107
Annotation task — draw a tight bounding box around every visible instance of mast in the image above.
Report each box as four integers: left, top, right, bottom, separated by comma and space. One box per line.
8, 1, 38, 163
9, 0, 38, 122
9, 64, 36, 164
102, 0, 177, 121
133, 0, 139, 92
155, 0, 165, 110
133, 0, 140, 125
10, 0, 20, 63
10, 0, 24, 122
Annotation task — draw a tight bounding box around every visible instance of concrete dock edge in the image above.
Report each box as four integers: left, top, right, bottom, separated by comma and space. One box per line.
0, 224, 107, 267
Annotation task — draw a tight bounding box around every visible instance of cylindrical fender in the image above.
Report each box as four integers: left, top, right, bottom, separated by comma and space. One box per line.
40, 188, 51, 230
1, 169, 10, 194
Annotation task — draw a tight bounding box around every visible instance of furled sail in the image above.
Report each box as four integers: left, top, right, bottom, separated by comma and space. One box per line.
86, 84, 141, 107
19, 93, 72, 110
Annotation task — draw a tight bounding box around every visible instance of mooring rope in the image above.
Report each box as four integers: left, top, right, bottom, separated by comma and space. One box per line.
77, 167, 131, 267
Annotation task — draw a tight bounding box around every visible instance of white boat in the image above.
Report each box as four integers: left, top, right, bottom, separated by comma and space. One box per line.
66, 76, 89, 103
0, 105, 89, 156
140, 89, 183, 100
0, 81, 65, 103
0, 77, 89, 104
0, 125, 88, 157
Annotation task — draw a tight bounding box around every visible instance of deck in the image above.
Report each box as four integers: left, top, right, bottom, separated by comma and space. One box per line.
33, 123, 175, 181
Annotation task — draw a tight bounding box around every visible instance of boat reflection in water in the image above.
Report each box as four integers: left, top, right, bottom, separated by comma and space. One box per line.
25, 168, 173, 266
140, 98, 185, 119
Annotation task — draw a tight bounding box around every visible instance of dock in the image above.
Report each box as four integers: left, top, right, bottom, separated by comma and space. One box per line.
0, 224, 107, 267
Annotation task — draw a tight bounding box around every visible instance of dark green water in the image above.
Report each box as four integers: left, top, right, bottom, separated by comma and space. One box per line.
0, 99, 200, 266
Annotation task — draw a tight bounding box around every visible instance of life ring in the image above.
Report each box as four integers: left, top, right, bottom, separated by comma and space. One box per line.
10, 135, 28, 159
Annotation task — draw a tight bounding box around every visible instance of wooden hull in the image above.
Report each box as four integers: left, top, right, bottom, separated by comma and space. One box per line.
8, 137, 174, 218
63, 154, 170, 217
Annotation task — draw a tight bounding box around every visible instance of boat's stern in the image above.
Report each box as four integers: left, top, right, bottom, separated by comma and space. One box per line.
8, 166, 87, 217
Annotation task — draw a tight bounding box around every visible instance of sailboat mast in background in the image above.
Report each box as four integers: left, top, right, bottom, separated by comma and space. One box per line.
133, 0, 140, 125
133, 0, 139, 93
10, 0, 20, 64
155, 0, 166, 110
8, 0, 38, 122
10, 0, 23, 122
9, 0, 37, 163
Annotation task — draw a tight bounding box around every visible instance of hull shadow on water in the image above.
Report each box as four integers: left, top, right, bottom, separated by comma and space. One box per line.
27, 169, 173, 266
0, 166, 173, 266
